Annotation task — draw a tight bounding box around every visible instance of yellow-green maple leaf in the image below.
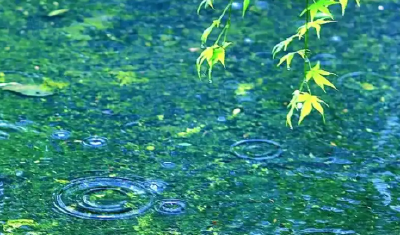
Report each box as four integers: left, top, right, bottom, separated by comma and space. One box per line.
300, 0, 338, 21
297, 18, 335, 39
277, 50, 307, 69
297, 92, 327, 124
197, 0, 214, 14
306, 62, 337, 92
286, 90, 300, 129
339, 0, 348, 15
196, 43, 232, 80
272, 34, 298, 58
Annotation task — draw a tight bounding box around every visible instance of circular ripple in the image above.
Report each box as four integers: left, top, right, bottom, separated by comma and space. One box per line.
161, 161, 176, 169
230, 139, 282, 161
155, 199, 185, 215
53, 177, 154, 220
51, 130, 72, 140
82, 136, 108, 148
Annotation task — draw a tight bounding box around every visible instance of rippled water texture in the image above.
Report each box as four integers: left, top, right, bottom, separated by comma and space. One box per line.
0, 0, 400, 234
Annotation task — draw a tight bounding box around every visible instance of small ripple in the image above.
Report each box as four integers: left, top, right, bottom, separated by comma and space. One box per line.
155, 199, 185, 215
53, 176, 155, 220
51, 130, 72, 140
15, 119, 34, 126
0, 131, 9, 140
320, 206, 344, 213
82, 136, 108, 148
161, 161, 176, 169
231, 139, 283, 161
300, 228, 356, 234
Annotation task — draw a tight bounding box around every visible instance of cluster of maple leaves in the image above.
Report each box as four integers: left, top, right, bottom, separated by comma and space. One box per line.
196, 0, 361, 128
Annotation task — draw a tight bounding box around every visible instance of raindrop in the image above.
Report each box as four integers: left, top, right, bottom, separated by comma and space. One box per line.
51, 130, 72, 140
230, 139, 283, 161
82, 136, 108, 148
53, 176, 155, 220
155, 199, 186, 215
244, 38, 253, 44
142, 180, 168, 194
232, 2, 243, 10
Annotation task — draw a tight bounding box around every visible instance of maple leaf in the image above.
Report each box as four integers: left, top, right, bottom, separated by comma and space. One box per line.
297, 18, 335, 39
277, 49, 307, 69
340, 0, 361, 15
306, 62, 337, 92
197, 0, 214, 14
300, 0, 338, 22
272, 34, 298, 58
196, 43, 232, 80
297, 92, 328, 125
339, 0, 348, 15
286, 90, 300, 129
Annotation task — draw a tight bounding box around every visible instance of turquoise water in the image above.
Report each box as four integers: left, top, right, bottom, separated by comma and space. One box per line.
0, 0, 400, 234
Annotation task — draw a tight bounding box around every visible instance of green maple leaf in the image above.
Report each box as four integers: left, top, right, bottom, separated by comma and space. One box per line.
272, 34, 297, 58
306, 62, 337, 92
340, 0, 361, 15
297, 18, 335, 39
339, 0, 348, 15
197, 0, 214, 14
286, 90, 300, 129
297, 92, 328, 125
300, 0, 338, 21
196, 43, 232, 80
277, 49, 307, 69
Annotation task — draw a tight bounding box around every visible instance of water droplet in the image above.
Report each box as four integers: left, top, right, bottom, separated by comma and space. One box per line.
232, 2, 243, 10
142, 180, 168, 194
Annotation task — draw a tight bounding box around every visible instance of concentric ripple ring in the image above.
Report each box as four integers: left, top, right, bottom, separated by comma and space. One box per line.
82, 136, 108, 148
53, 176, 155, 220
230, 139, 282, 160
155, 199, 186, 215
51, 130, 71, 140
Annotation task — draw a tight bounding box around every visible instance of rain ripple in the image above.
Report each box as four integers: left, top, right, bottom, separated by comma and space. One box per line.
53, 176, 155, 220
231, 139, 282, 161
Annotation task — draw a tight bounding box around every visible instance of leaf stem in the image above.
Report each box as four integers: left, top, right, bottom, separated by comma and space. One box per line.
299, 0, 310, 93
215, 0, 233, 45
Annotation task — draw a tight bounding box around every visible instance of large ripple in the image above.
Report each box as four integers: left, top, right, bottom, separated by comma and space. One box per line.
53, 176, 155, 220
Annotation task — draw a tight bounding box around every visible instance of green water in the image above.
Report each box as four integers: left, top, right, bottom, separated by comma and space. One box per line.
0, 0, 400, 234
